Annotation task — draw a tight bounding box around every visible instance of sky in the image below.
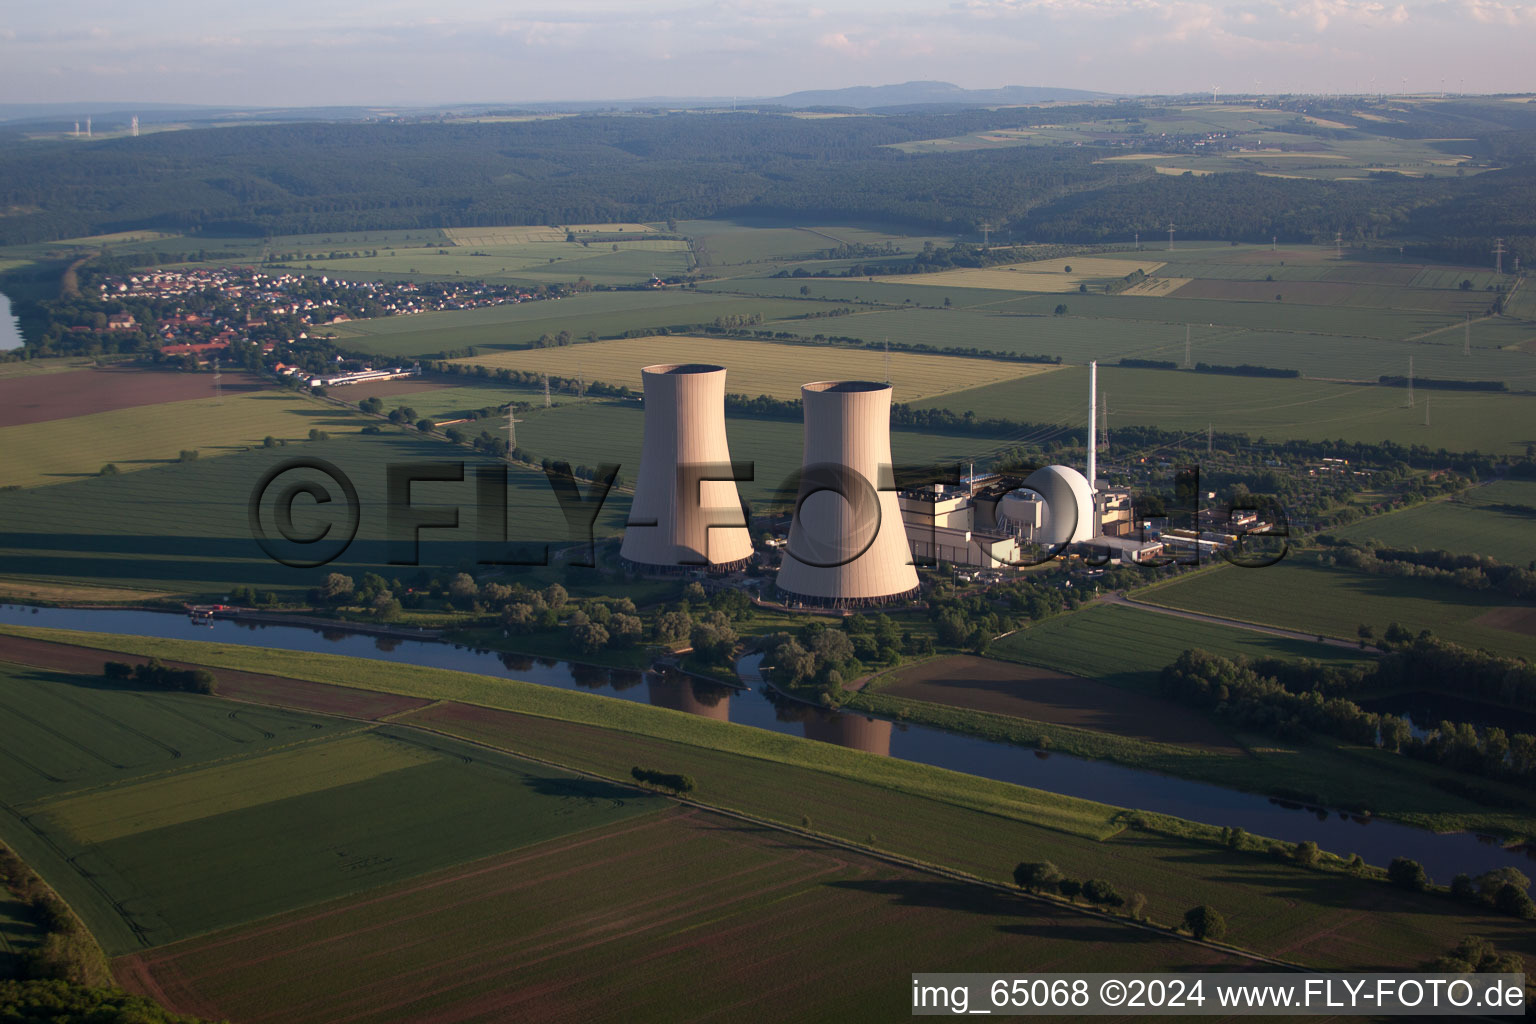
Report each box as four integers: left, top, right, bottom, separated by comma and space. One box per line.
1, 0, 1533, 108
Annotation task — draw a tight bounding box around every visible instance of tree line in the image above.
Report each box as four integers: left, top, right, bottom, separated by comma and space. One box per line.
1159, 643, 1536, 790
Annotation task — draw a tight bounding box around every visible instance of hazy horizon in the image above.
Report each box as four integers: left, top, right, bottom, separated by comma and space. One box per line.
2, 0, 1532, 109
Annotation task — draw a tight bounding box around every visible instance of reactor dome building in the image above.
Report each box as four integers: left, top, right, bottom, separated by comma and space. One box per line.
620, 363, 753, 573
996, 465, 1096, 547
777, 381, 920, 608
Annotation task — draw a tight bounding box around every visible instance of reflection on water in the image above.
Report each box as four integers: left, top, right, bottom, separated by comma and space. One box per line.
803, 713, 893, 756
0, 604, 1531, 880
1359, 691, 1536, 738
648, 672, 731, 722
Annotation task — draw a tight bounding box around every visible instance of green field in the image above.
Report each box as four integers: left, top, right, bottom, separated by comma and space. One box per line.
9, 625, 1535, 977
116, 808, 1253, 1024
1330, 480, 1536, 564
0, 390, 366, 488
502, 399, 1010, 507
0, 660, 662, 954
326, 291, 854, 358
0, 403, 1006, 597
1138, 557, 1536, 661
887, 107, 1482, 181
451, 334, 1055, 403
912, 365, 1536, 454
709, 272, 1503, 338
0, 430, 624, 595
992, 601, 1366, 693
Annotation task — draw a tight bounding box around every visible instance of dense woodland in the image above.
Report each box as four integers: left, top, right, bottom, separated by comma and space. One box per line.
1, 102, 1534, 261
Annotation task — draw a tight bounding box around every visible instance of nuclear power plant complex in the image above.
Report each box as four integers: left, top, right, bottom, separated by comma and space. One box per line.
621, 358, 1163, 609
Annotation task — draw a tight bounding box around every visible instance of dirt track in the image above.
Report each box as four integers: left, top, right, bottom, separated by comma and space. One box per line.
880, 654, 1242, 751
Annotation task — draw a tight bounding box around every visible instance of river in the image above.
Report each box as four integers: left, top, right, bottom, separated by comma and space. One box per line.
0, 603, 1529, 881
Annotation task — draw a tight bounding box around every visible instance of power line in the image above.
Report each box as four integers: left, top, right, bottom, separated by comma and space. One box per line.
542, 373, 551, 408
1406, 355, 1415, 408
1494, 237, 1506, 276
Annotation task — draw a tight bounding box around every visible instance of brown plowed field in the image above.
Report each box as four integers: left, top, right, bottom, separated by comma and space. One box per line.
1473, 606, 1536, 636
114, 809, 1256, 1024
0, 634, 429, 721
0, 367, 269, 428
880, 655, 1240, 751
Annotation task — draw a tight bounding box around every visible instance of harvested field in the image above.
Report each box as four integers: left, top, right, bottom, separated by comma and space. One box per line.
0, 633, 431, 721
114, 808, 1258, 1024
442, 225, 565, 245
1472, 606, 1536, 636
0, 367, 267, 429
1121, 276, 1190, 295
451, 335, 1053, 402
872, 257, 1164, 293
878, 655, 1240, 751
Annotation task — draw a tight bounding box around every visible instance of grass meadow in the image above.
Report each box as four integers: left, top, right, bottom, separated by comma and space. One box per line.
1137, 557, 1536, 662
1329, 480, 1536, 564
991, 601, 1366, 693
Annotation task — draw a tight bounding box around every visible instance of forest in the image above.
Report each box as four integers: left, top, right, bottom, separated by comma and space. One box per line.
0, 102, 1534, 260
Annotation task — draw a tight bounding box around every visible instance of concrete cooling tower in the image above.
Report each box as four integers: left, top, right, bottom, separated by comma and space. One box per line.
621, 364, 753, 573
777, 381, 919, 607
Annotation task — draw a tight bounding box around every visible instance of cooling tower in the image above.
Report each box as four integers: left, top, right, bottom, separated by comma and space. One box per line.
621, 364, 753, 572
777, 381, 920, 607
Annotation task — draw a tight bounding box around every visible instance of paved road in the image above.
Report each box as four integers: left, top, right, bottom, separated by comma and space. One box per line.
1098, 591, 1376, 653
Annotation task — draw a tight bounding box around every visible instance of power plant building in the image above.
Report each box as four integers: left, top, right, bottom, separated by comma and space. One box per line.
777, 381, 920, 607
621, 363, 753, 573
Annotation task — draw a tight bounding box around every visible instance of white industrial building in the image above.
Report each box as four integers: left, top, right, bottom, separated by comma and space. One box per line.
899, 361, 1161, 568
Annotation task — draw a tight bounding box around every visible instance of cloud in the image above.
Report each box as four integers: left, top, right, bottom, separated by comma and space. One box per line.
1462, 0, 1536, 22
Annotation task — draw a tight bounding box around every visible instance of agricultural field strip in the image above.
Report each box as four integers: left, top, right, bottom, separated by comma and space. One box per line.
449, 335, 1055, 403
32, 732, 436, 844
1132, 559, 1536, 662
4, 633, 1523, 981
0, 625, 1133, 841
113, 809, 1263, 1024
0, 390, 365, 489
145, 814, 861, 1018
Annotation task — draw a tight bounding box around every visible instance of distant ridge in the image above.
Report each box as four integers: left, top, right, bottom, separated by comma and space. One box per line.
767, 81, 1111, 110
